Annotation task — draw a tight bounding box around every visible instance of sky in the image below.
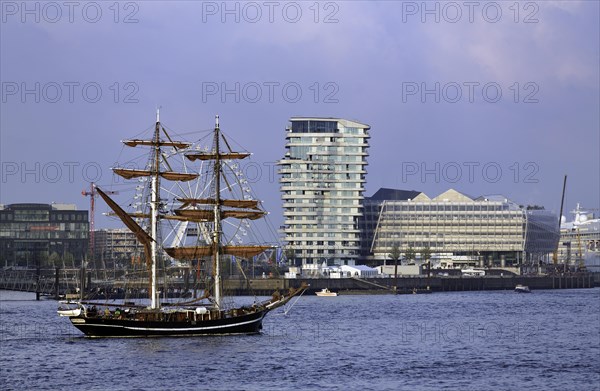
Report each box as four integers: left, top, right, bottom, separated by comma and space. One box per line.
1, 0, 599, 232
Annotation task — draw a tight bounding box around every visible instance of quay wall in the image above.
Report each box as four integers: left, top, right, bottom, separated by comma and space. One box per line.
1, 268, 597, 298
225, 274, 596, 296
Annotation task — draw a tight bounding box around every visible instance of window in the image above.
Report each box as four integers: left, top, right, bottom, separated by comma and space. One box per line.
291, 120, 338, 133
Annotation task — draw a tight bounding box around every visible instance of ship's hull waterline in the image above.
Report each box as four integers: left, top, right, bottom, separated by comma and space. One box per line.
69, 310, 267, 337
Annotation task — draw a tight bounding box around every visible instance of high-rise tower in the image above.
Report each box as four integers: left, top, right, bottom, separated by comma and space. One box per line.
278, 117, 370, 270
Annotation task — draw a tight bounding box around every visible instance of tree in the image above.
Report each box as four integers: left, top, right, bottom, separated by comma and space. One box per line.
420, 246, 432, 264
49, 252, 61, 268
389, 244, 401, 265
270, 251, 280, 277
388, 244, 401, 293
420, 246, 432, 277
284, 247, 296, 266
404, 246, 416, 264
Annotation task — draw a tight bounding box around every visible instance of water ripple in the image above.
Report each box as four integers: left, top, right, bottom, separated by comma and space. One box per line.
1, 289, 599, 390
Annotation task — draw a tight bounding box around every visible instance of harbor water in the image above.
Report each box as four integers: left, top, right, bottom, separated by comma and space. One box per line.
1, 289, 599, 391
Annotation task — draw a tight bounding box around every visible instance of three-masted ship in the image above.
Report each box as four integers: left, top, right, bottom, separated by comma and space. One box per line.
58, 112, 306, 337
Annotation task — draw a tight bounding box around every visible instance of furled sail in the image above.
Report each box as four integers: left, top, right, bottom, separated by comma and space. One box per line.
164, 245, 272, 259
123, 139, 192, 148
113, 168, 198, 182
160, 172, 199, 181
185, 152, 250, 161
174, 209, 266, 221
107, 212, 193, 222
177, 198, 260, 210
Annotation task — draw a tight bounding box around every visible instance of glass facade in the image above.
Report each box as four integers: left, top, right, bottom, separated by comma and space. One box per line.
524, 209, 560, 258
364, 190, 559, 267
0, 203, 89, 267
279, 118, 370, 267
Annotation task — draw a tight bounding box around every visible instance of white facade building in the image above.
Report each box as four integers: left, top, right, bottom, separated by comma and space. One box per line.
279, 117, 370, 267
369, 189, 559, 267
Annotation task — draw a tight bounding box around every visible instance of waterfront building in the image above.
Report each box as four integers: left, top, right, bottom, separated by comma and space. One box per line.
0, 203, 88, 268
359, 188, 421, 264
365, 189, 559, 268
94, 228, 143, 269
278, 117, 370, 268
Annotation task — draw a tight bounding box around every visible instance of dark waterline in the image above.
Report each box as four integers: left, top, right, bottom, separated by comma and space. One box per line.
1, 289, 599, 391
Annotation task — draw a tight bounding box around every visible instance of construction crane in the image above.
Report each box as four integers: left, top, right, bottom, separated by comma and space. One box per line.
82, 182, 118, 260
553, 175, 567, 265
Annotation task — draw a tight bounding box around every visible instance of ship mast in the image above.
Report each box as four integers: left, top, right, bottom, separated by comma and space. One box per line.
150, 108, 161, 309
213, 115, 222, 308
161, 116, 273, 302
98, 110, 199, 309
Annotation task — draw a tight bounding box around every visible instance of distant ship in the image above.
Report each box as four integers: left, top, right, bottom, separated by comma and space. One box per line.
559, 204, 600, 272
58, 112, 306, 337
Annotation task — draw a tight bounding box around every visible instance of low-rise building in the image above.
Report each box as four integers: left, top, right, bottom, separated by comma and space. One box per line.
0, 203, 88, 267
363, 189, 559, 268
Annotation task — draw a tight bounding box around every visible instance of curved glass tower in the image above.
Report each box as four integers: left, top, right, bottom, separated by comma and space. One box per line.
278, 117, 370, 271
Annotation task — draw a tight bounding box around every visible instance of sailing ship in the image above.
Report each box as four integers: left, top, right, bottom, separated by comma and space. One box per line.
58, 112, 306, 337
559, 204, 600, 273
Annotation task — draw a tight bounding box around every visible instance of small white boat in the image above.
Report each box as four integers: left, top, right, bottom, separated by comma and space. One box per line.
315, 288, 338, 297
57, 307, 81, 317
57, 300, 82, 317
514, 284, 531, 293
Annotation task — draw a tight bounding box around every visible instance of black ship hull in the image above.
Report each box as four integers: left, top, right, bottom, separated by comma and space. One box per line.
70, 309, 267, 337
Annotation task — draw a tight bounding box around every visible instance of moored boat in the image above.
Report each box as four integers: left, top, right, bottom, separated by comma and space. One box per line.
514, 284, 531, 293
57, 303, 81, 317
315, 288, 338, 297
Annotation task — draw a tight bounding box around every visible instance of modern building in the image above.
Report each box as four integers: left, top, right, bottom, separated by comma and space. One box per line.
0, 203, 89, 268
94, 228, 143, 269
359, 188, 421, 264
278, 117, 370, 268
364, 189, 559, 268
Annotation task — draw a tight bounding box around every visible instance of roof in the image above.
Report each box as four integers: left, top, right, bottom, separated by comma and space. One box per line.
432, 189, 475, 202
369, 188, 421, 201
340, 265, 378, 272
289, 117, 370, 129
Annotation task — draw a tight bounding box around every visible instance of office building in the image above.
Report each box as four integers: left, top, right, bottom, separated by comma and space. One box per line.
364, 189, 559, 268
0, 203, 89, 267
358, 188, 421, 263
